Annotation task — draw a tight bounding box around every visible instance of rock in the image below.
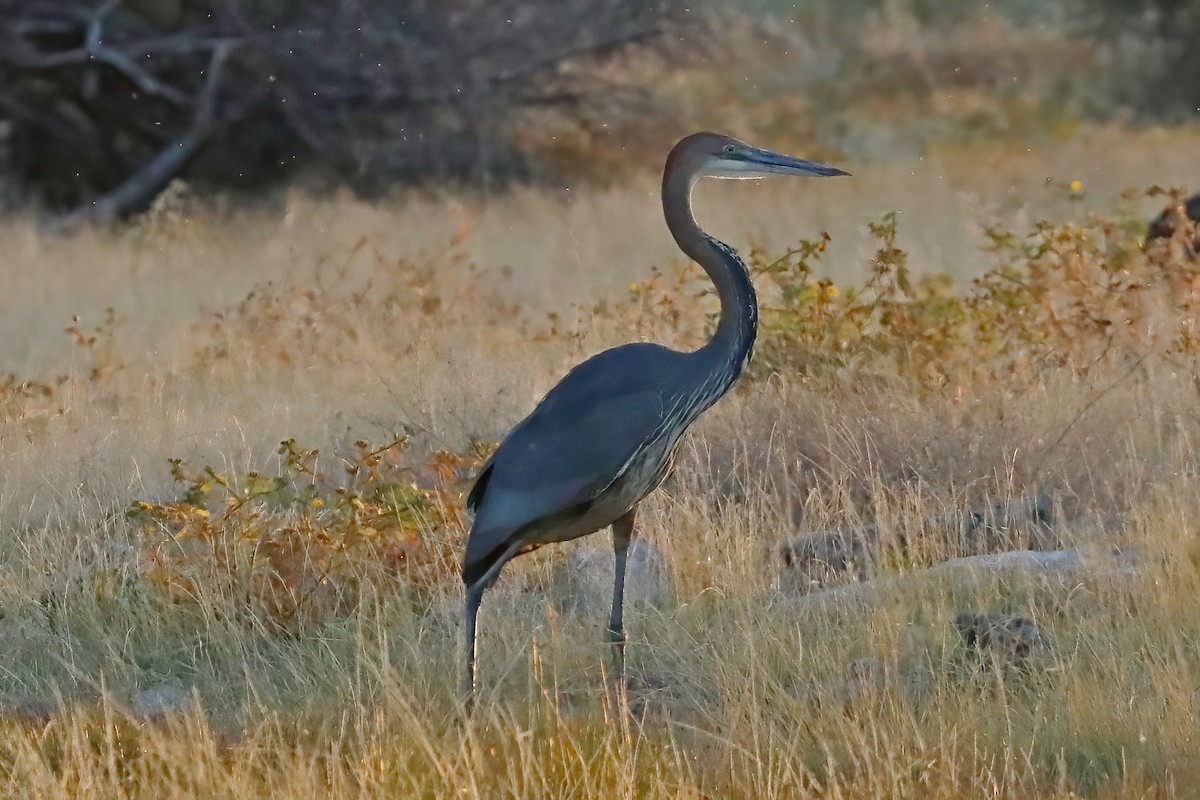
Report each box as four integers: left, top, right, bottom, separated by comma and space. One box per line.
130, 683, 190, 720
952, 492, 1059, 552
779, 524, 880, 589
781, 546, 1138, 615
551, 538, 669, 615
936, 547, 1134, 579
780, 493, 1062, 592
954, 611, 1041, 663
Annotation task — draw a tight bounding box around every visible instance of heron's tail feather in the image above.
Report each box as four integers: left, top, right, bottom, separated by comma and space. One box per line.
462, 528, 522, 590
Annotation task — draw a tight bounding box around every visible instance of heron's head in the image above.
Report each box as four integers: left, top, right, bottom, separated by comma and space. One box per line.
668, 132, 849, 182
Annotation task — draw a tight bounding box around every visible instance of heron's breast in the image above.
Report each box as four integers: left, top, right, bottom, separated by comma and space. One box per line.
519, 434, 680, 548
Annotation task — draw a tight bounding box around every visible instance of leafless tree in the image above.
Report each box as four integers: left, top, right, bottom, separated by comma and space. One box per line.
0, 0, 683, 225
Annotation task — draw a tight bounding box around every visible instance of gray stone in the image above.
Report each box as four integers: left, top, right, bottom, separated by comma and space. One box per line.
954, 612, 1042, 663
951, 492, 1060, 552
780, 546, 1138, 614
551, 538, 669, 615
130, 683, 190, 719
780, 492, 1063, 592
779, 524, 881, 591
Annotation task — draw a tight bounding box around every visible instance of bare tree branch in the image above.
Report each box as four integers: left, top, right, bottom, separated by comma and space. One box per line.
50, 42, 232, 230
1, 0, 686, 218
0, 10, 191, 105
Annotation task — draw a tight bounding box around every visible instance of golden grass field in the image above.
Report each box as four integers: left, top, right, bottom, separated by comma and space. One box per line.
1, 126, 1200, 797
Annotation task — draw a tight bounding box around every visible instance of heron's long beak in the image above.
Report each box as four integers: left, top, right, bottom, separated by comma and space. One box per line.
746, 146, 850, 178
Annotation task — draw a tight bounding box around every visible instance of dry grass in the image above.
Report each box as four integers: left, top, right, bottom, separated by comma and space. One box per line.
0, 127, 1199, 797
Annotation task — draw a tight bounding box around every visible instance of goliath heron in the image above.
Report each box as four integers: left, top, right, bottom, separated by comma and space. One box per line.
462, 132, 848, 693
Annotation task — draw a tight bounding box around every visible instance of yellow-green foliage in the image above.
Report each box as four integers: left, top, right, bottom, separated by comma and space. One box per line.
638, 198, 1198, 393
128, 438, 484, 632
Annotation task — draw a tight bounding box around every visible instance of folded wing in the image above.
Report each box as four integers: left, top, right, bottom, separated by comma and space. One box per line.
463, 343, 685, 585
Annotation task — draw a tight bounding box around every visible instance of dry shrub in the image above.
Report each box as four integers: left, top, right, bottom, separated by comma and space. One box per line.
128, 436, 486, 632
0, 306, 123, 427
64, 188, 1196, 642
626, 196, 1198, 396
184, 230, 516, 377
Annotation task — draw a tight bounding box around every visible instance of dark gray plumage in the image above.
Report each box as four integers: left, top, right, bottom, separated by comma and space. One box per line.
461, 132, 849, 695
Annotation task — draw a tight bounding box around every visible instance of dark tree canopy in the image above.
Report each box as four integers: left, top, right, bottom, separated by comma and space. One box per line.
0, 0, 682, 223
1090, 0, 1200, 118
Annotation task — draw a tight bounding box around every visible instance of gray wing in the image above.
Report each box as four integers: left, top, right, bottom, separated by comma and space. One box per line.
463, 343, 686, 585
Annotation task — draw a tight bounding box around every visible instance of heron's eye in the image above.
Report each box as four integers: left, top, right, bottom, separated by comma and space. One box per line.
722, 144, 736, 155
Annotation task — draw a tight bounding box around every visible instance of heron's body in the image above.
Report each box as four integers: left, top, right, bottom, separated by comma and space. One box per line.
461, 132, 847, 696
465, 337, 749, 589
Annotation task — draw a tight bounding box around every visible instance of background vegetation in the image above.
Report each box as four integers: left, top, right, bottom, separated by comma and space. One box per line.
2, 0, 1199, 214
0, 0, 1199, 797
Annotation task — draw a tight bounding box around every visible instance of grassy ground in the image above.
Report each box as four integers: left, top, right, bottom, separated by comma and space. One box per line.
0, 127, 1199, 796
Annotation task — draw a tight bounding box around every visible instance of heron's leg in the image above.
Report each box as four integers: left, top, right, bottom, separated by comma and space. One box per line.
607, 508, 637, 682
463, 583, 485, 703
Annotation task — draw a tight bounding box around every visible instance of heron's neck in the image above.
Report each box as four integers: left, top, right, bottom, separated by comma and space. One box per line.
663, 172, 758, 380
